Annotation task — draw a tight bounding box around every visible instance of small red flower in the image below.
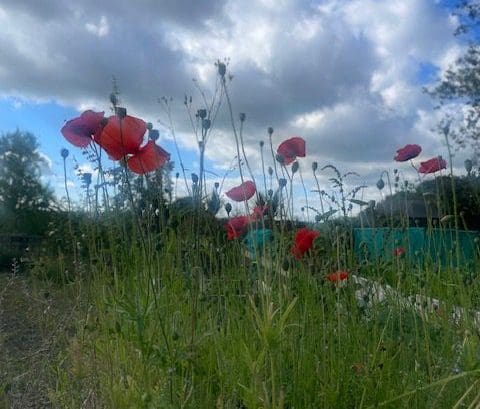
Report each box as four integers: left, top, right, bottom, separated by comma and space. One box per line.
393, 246, 406, 257
326, 271, 349, 282
291, 228, 319, 259
277, 137, 306, 165
251, 205, 267, 220
225, 215, 250, 240
226, 181, 256, 202
61, 110, 105, 148
394, 144, 421, 162
418, 156, 447, 174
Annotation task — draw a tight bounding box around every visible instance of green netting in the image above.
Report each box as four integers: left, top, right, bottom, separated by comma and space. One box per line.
353, 228, 480, 267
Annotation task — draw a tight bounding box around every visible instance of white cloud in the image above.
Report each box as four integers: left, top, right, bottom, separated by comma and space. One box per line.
0, 0, 471, 217
85, 16, 109, 37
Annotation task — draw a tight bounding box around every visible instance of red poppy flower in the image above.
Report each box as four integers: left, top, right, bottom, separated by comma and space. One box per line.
225, 215, 250, 240
394, 144, 421, 162
277, 137, 306, 165
225, 181, 256, 202
61, 110, 105, 148
418, 156, 447, 174
251, 205, 267, 220
393, 246, 406, 257
96, 115, 147, 160
291, 228, 319, 259
127, 141, 170, 174
326, 271, 349, 282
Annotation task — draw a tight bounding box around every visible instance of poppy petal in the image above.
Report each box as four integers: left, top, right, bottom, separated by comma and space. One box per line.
127, 141, 170, 174
61, 110, 105, 148
326, 271, 349, 282
225, 181, 256, 202
277, 137, 306, 165
96, 115, 146, 160
394, 144, 421, 162
225, 215, 250, 240
418, 156, 447, 174
291, 227, 319, 259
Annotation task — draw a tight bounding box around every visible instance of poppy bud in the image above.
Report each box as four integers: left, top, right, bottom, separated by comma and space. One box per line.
276, 154, 285, 164
225, 202, 232, 215
175, 172, 179, 179
217, 62, 226, 77
268, 166, 273, 176
115, 106, 127, 118
149, 129, 159, 141
465, 159, 473, 173
376, 178, 385, 190
267, 127, 274, 135
301, 207, 304, 212
202, 118, 211, 130
279, 178, 287, 187
291, 161, 299, 174
191, 173, 199, 184
281, 258, 290, 271
268, 189, 273, 197
146, 122, 153, 130
109, 92, 118, 105
239, 112, 246, 122
312, 161, 318, 172
214, 182, 220, 189
315, 214, 321, 222
197, 109, 207, 119
393, 169, 398, 174
61, 148, 69, 159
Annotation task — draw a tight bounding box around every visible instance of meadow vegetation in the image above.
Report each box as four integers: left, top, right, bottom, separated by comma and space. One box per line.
1, 61, 480, 409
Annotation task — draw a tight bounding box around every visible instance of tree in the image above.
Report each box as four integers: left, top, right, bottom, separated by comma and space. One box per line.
428, 1, 480, 155
0, 130, 55, 234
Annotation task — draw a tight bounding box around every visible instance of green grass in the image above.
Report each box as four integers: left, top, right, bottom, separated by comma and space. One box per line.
37, 212, 480, 409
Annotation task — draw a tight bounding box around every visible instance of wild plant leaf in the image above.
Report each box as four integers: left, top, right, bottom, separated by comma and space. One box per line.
349, 199, 369, 206
320, 209, 338, 220
322, 164, 341, 178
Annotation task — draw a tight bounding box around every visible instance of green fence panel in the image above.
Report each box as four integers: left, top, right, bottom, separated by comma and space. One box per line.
353, 228, 480, 267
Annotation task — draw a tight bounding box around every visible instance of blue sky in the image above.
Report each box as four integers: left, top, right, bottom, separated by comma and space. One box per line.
0, 0, 474, 218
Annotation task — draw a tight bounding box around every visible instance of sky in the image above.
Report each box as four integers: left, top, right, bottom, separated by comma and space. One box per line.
0, 0, 474, 220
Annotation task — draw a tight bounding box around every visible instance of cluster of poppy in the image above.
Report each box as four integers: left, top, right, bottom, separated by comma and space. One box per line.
394, 144, 446, 174
223, 136, 343, 282
224, 137, 306, 203
61, 110, 170, 175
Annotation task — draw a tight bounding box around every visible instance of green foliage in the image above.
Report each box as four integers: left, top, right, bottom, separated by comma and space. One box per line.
428, 0, 480, 154
0, 130, 55, 235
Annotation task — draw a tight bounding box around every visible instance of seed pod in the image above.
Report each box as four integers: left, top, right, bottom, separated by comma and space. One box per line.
115, 106, 127, 118
291, 161, 299, 174
197, 109, 207, 119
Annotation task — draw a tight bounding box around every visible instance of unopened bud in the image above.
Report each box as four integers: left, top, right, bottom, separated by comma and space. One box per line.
115, 106, 127, 118
197, 109, 207, 119
291, 161, 299, 174
61, 148, 69, 159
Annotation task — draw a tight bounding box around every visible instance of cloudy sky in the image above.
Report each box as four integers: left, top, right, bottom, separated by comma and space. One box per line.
0, 0, 471, 218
